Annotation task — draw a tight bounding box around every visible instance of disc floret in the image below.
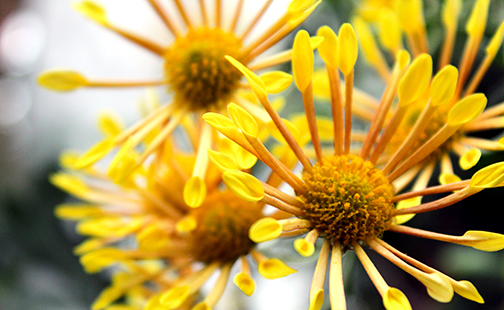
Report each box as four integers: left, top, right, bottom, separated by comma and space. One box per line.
299, 155, 395, 247
188, 191, 262, 264
164, 27, 245, 111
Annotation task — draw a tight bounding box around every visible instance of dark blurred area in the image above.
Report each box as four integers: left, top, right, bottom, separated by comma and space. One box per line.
0, 0, 503, 310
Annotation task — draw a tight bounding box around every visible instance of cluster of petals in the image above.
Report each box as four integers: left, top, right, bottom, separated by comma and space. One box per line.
204, 4, 504, 308
52, 95, 299, 310
42, 0, 504, 310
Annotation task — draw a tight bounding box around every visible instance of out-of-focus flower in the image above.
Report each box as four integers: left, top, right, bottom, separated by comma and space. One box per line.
38, 0, 321, 207
52, 94, 298, 310
327, 0, 504, 190
204, 28, 504, 309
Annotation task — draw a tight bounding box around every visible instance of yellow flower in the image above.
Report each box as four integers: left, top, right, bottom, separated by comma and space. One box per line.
330, 0, 504, 189
53, 103, 297, 310
38, 0, 320, 206
206, 28, 504, 310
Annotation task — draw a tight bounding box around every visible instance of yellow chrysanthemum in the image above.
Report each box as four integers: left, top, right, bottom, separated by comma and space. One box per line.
325, 0, 504, 190
52, 102, 297, 310
205, 28, 504, 310
38, 0, 321, 207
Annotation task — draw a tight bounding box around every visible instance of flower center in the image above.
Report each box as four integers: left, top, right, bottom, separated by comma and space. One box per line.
188, 191, 262, 264
164, 27, 245, 111
299, 155, 395, 248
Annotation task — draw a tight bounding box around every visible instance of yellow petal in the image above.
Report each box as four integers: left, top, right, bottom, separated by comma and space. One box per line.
288, 0, 317, 14
397, 0, 424, 34
460, 231, 504, 251
430, 65, 458, 107
222, 170, 264, 202
92, 286, 123, 310
160, 286, 190, 309
378, 9, 402, 53
204, 113, 249, 150
383, 287, 412, 310
192, 302, 210, 310
72, 0, 108, 25
317, 26, 338, 68
470, 161, 504, 189
207, 149, 238, 171
54, 204, 103, 220
419, 272, 454, 303
136, 224, 169, 251
452, 280, 484, 304
459, 148, 481, 170
397, 50, 411, 70
226, 56, 267, 102
397, 54, 432, 105
144, 294, 165, 310
75, 138, 115, 169
77, 217, 142, 237
293, 30, 314, 91
258, 258, 297, 279
309, 35, 325, 49
294, 238, 315, 257
232, 142, 257, 170
447, 93, 487, 126
184, 176, 206, 208
59, 151, 80, 170
353, 16, 382, 67
394, 197, 420, 224
442, 0, 462, 30
308, 289, 324, 310
176, 216, 197, 234
465, 0, 490, 36
202, 112, 237, 132
486, 20, 504, 58
80, 248, 126, 273
98, 111, 124, 137
337, 23, 359, 76
233, 272, 255, 296
38, 70, 88, 91
228, 103, 259, 138
439, 173, 462, 185
50, 173, 89, 198
108, 152, 138, 184
249, 217, 282, 243
74, 238, 105, 255
260, 71, 293, 94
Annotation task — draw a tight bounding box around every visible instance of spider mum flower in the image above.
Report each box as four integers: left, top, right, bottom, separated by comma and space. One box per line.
330, 0, 504, 189
52, 105, 297, 310
205, 28, 504, 309
38, 0, 321, 206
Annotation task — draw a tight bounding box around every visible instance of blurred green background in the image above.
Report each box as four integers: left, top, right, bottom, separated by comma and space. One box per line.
0, 0, 503, 309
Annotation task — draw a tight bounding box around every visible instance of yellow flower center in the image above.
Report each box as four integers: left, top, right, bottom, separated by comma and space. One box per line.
299, 155, 395, 247
188, 191, 262, 264
164, 27, 245, 111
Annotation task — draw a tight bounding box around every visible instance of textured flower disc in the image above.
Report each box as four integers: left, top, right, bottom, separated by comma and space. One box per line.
165, 27, 245, 111
188, 191, 262, 264
299, 155, 395, 247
